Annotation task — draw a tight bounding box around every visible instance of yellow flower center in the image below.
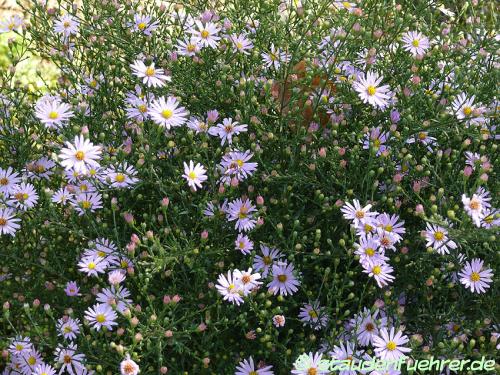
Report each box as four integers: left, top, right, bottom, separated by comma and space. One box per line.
470, 272, 480, 282
236, 42, 243, 49
96, 314, 106, 323
412, 39, 420, 47
115, 174, 125, 183
386, 340, 397, 351
365, 248, 375, 257
372, 265, 382, 275
433, 231, 444, 241
364, 224, 373, 232
138, 22, 146, 30
161, 109, 173, 119
308, 368, 318, 375
374, 139, 381, 148
342, 2, 352, 8
15, 344, 23, 351
188, 171, 197, 180
63, 21, 71, 28
88, 262, 95, 270
263, 256, 272, 265
277, 274, 287, 282
187, 43, 196, 52
145, 66, 155, 77
308, 310, 318, 318
28, 356, 36, 365
64, 325, 73, 333
48, 111, 59, 119
138, 104, 147, 113
367, 85, 376, 96
14, 192, 28, 202
418, 132, 427, 140
463, 106, 472, 116
270, 53, 277, 61
75, 151, 85, 161
8, 23, 15, 30
236, 159, 244, 167
201, 30, 209, 38
228, 283, 235, 291
384, 224, 393, 232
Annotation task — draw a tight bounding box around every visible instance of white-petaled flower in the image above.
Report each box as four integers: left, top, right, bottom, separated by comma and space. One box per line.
52, 187, 73, 205
267, 262, 300, 296
84, 303, 118, 331
291, 352, 330, 375
33, 363, 57, 375
353, 71, 391, 108
0, 207, 20, 236
227, 198, 257, 232
8, 182, 39, 211
54, 343, 86, 374
451, 93, 486, 126
35, 96, 74, 129
182, 160, 207, 191
341, 199, 378, 226
149, 96, 188, 129
188, 20, 221, 48
235, 356, 274, 375
70, 192, 103, 215
105, 162, 140, 189
362, 261, 395, 288
53, 14, 79, 37
57, 317, 81, 341
298, 301, 328, 330
261, 43, 290, 69
0, 15, 23, 33
462, 192, 489, 227
424, 223, 457, 255
235, 233, 253, 255
373, 327, 411, 360
272, 314, 286, 327
458, 258, 493, 294
176, 37, 201, 56
130, 60, 171, 88
233, 268, 262, 295
229, 33, 253, 54
78, 255, 108, 277
59, 135, 101, 174
401, 31, 430, 56
216, 270, 244, 306
0, 166, 21, 195
130, 14, 159, 35
208, 117, 248, 145
120, 354, 140, 375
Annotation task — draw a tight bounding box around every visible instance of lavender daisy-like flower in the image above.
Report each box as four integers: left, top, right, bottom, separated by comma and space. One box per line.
458, 258, 493, 294
227, 198, 257, 232
267, 262, 300, 296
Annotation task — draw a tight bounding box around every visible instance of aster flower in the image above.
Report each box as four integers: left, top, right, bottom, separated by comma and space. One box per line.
149, 96, 188, 129
253, 244, 283, 277
353, 71, 391, 108
8, 336, 32, 356
187, 116, 210, 133
362, 127, 390, 155
219, 150, 258, 184
298, 301, 328, 330
64, 281, 81, 296
352, 309, 386, 346
52, 187, 73, 205
216, 270, 244, 306
354, 235, 389, 266
233, 268, 262, 295
373, 327, 411, 360
35, 96, 74, 129
0, 166, 21, 196
182, 160, 208, 191
406, 131, 438, 152
462, 192, 489, 227
54, 343, 86, 374
130, 14, 159, 35
229, 33, 254, 54
424, 223, 457, 255
96, 285, 132, 314
291, 352, 329, 375
19, 348, 43, 374
105, 163, 140, 188
458, 258, 493, 294
0, 15, 23, 33
70, 192, 103, 215
120, 354, 140, 375
341, 199, 378, 227
451, 93, 486, 126
362, 260, 395, 288
33, 363, 57, 375
235, 233, 253, 255
189, 21, 221, 48
78, 255, 108, 277
401, 31, 430, 55
235, 356, 274, 375
330, 341, 362, 375
208, 118, 248, 145
480, 208, 500, 228
261, 43, 290, 69
176, 37, 201, 56
53, 14, 79, 37
25, 157, 56, 180
0, 207, 21, 236
376, 213, 406, 243
130, 60, 171, 88
57, 317, 81, 341
59, 135, 101, 174
85, 303, 118, 331
267, 262, 300, 296
8, 182, 39, 211
227, 198, 257, 232
375, 228, 398, 252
